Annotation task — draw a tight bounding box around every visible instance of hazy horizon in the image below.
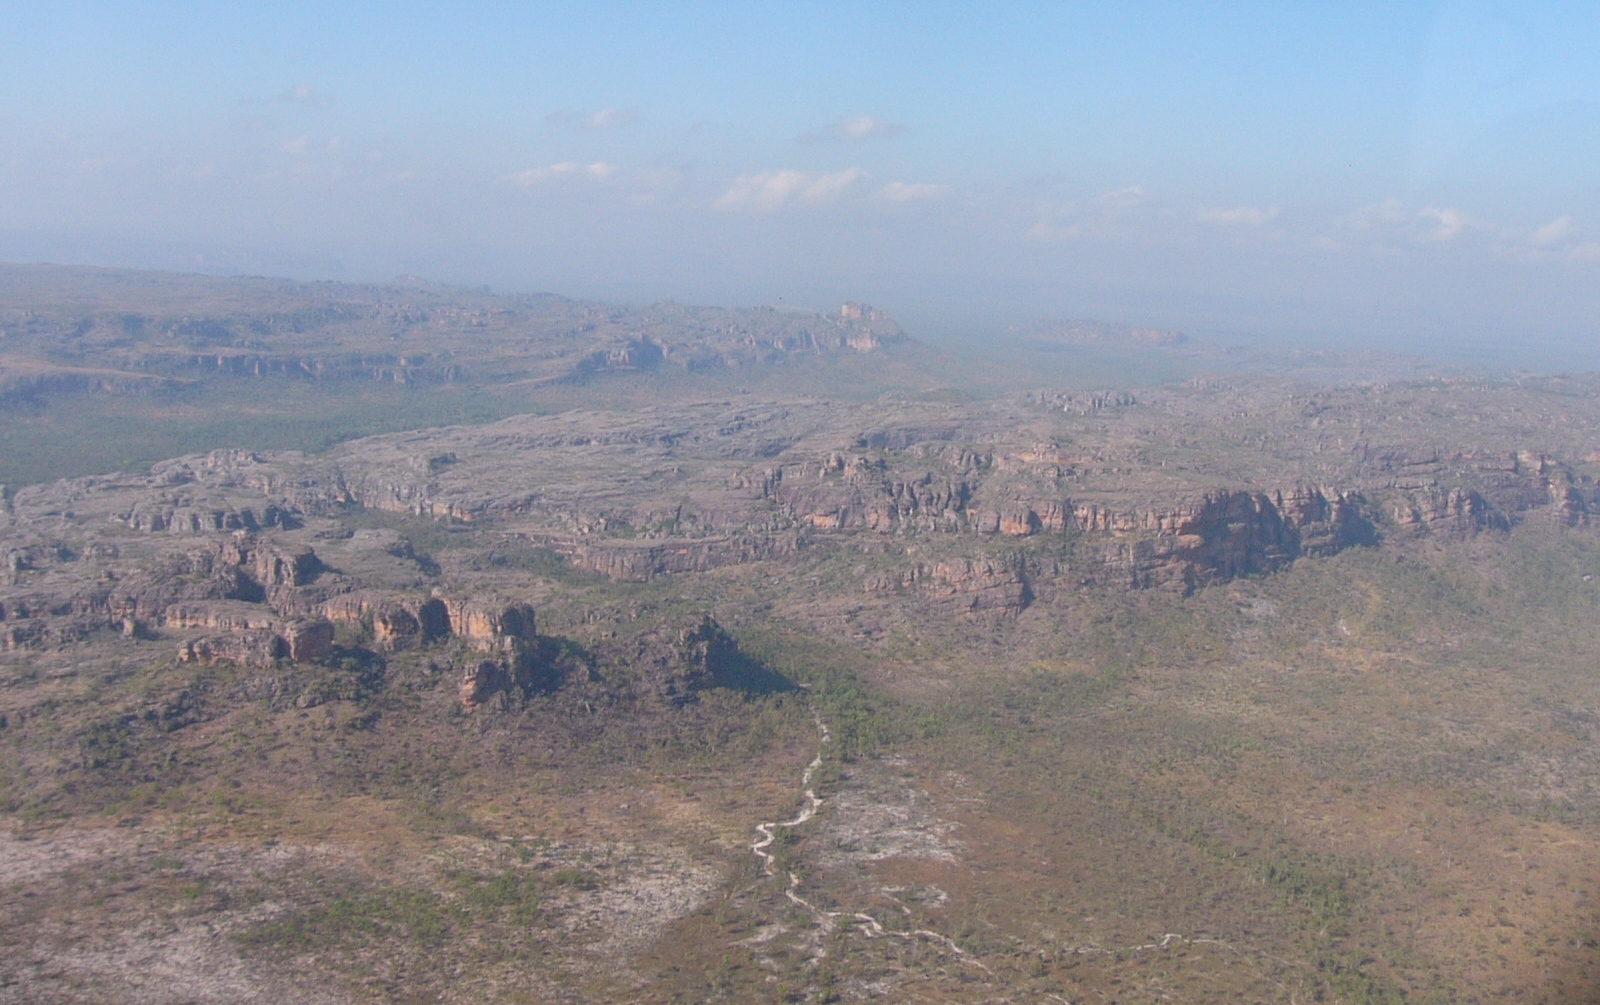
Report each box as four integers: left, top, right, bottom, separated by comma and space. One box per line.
3, 3, 1598, 368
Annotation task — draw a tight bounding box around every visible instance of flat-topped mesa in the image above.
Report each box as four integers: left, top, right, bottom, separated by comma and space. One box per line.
177, 618, 333, 667
191, 536, 323, 597
1069, 487, 1377, 592
116, 496, 298, 535
318, 591, 535, 654
448, 597, 537, 655
549, 534, 803, 581
318, 592, 443, 648
160, 536, 324, 613
835, 302, 905, 351
0, 534, 330, 643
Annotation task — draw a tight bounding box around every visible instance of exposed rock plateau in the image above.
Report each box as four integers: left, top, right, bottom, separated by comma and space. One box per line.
6, 377, 1600, 667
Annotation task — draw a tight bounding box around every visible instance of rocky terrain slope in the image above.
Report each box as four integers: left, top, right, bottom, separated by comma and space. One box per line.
6, 269, 1600, 1003
5, 376, 1597, 671
0, 264, 906, 398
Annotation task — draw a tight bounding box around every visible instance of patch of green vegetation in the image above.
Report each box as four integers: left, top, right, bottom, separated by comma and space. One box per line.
245, 866, 605, 956
243, 885, 456, 950
486, 538, 604, 585
736, 626, 940, 760
452, 869, 545, 925
546, 868, 602, 890
0, 377, 534, 485
334, 505, 480, 556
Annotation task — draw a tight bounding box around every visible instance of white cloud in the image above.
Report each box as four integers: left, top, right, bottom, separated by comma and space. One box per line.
716, 168, 865, 211
1335, 199, 1560, 255
1026, 186, 1153, 241
546, 107, 642, 130
879, 181, 951, 202
801, 114, 906, 143
1419, 205, 1470, 240
588, 107, 639, 129
281, 136, 309, 156
1094, 185, 1147, 208
1196, 205, 1279, 226
503, 161, 617, 186
1532, 215, 1579, 245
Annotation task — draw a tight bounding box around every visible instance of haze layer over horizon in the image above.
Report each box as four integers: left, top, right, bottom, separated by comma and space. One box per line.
2, 3, 1597, 367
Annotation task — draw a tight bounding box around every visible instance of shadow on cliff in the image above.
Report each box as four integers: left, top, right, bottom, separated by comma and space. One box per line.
707, 640, 795, 696
522, 635, 597, 695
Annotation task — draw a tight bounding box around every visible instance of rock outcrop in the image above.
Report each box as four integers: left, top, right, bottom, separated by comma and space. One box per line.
1391, 488, 1508, 536
550, 534, 804, 581
177, 618, 333, 667
318, 592, 535, 655
1080, 488, 1376, 592
593, 614, 776, 704
865, 554, 1033, 615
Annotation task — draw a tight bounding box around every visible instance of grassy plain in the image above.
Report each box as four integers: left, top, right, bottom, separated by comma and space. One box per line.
7, 518, 1600, 1002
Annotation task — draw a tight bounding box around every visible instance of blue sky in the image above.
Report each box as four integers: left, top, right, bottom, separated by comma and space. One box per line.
2, 2, 1597, 361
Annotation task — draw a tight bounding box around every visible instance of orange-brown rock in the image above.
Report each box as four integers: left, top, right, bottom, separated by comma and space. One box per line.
282, 619, 335, 662
319, 591, 533, 653
459, 659, 511, 709
176, 617, 333, 667
446, 599, 536, 654
177, 630, 283, 667
1391, 487, 1507, 536
865, 555, 1032, 615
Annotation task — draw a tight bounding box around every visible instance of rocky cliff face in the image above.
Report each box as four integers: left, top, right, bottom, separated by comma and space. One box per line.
765, 457, 975, 536
317, 591, 535, 655
177, 619, 334, 667
1391, 487, 1508, 536
1071, 487, 1376, 592
864, 554, 1033, 614
7, 384, 1600, 667
590, 614, 775, 705
548, 533, 805, 581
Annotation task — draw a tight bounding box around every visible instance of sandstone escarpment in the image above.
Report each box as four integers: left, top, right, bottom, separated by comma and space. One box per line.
321, 592, 448, 647
318, 591, 536, 655
1391, 487, 1508, 536
9, 379, 1600, 663
1073, 487, 1375, 592
856, 486, 1375, 607
767, 459, 974, 535
549, 533, 805, 581
115, 495, 298, 535
864, 554, 1033, 615
176, 618, 334, 667
0, 533, 333, 646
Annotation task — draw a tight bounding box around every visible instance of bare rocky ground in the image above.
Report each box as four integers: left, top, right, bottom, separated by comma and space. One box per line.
5, 267, 1600, 1002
